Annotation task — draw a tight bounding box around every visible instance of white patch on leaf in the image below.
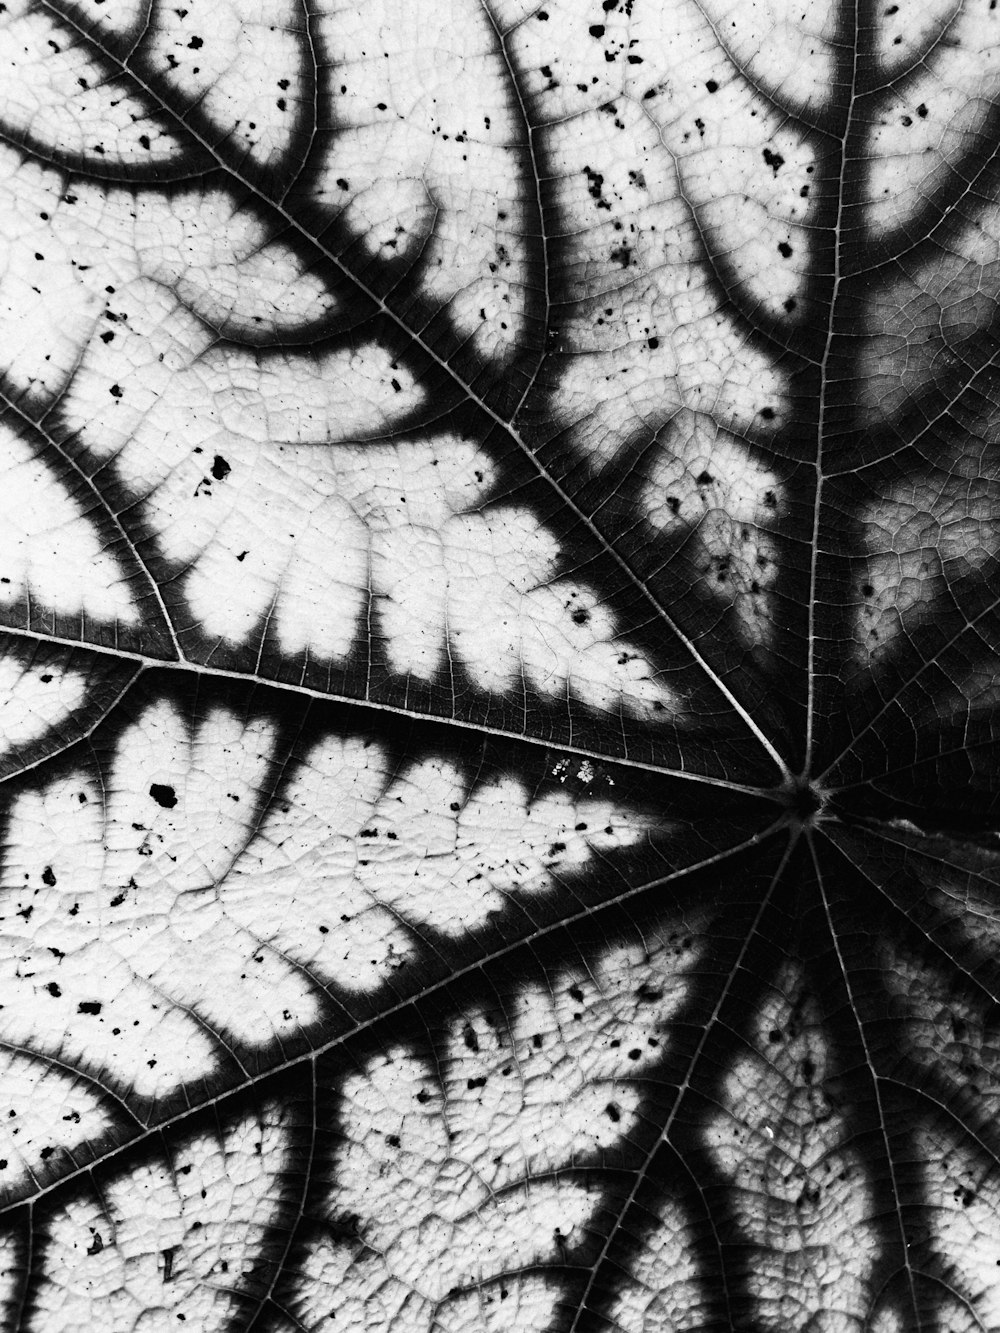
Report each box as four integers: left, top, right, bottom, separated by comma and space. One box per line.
442, 507, 677, 715
872, 0, 954, 73
0, 654, 88, 755
222, 736, 655, 987
0, 765, 219, 1099
0, 152, 105, 403
704, 966, 877, 1330
0, 423, 138, 626
73, 0, 148, 36
0, 158, 336, 403
0, 3, 181, 166
68, 280, 397, 467
692, 0, 838, 111
290, 929, 698, 1330
856, 477, 998, 662
313, 0, 528, 358
879, 938, 1000, 1133
123, 188, 337, 334
221, 733, 411, 992
34, 1102, 290, 1332
858, 204, 1000, 423
605, 1196, 705, 1331
644, 411, 782, 642
148, 0, 303, 167
525, 0, 815, 468
434, 1275, 567, 1331
865, 0, 1000, 230
97, 702, 318, 1047
913, 1123, 1000, 1326
0, 1051, 113, 1199
0, 702, 318, 1100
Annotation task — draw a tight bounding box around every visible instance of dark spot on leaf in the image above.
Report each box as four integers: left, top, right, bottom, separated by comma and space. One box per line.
762, 147, 784, 174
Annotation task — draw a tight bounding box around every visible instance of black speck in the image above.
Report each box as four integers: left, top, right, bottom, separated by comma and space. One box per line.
149, 783, 177, 809
762, 147, 784, 174
462, 1025, 480, 1052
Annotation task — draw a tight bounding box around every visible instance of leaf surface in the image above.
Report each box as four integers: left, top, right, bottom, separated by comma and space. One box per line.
0, 0, 998, 1327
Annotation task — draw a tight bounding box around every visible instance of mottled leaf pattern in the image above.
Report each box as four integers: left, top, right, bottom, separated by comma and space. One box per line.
0, 0, 997, 1328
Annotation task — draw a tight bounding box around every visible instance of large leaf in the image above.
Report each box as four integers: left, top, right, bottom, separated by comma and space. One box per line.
0, 0, 997, 1326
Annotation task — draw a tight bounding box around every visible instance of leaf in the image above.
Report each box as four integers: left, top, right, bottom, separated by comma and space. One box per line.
0, 0, 997, 1327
